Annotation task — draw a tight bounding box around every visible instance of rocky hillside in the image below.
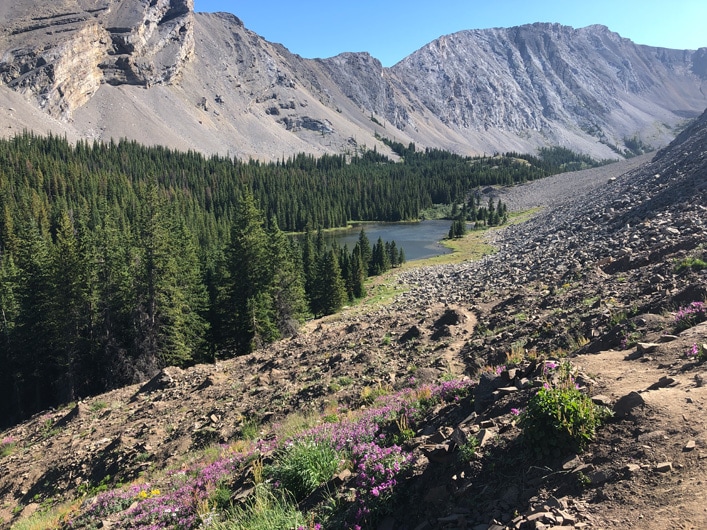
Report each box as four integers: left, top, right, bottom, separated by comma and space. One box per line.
1, 114, 705, 529
0, 0, 705, 160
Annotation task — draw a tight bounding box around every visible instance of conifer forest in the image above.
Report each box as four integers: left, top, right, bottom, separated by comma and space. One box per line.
0, 133, 603, 427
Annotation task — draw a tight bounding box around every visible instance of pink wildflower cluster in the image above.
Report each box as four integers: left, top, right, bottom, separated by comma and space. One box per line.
543, 360, 559, 373
66, 377, 476, 529
685, 343, 705, 361
674, 301, 707, 331
428, 379, 475, 403
69, 455, 242, 529
350, 441, 412, 527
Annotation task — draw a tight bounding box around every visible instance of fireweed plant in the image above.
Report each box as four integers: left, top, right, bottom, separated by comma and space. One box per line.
685, 343, 707, 362
674, 301, 707, 332
63, 378, 475, 529
519, 361, 612, 457
1, 436, 17, 458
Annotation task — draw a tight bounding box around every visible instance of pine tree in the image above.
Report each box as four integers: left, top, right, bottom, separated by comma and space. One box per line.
311, 249, 346, 316
93, 211, 134, 385
301, 227, 317, 305
389, 240, 399, 267
48, 210, 95, 403
267, 218, 309, 337
350, 245, 367, 299
222, 191, 274, 353
0, 251, 18, 348
12, 218, 54, 417
132, 185, 208, 370
356, 229, 372, 275
370, 237, 391, 275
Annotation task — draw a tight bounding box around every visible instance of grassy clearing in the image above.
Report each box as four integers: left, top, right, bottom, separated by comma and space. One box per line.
407, 207, 541, 268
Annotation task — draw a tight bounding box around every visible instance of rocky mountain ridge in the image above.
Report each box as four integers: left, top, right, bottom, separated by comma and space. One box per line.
0, 0, 705, 160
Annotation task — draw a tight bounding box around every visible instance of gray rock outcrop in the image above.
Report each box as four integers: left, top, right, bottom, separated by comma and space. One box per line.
0, 0, 194, 117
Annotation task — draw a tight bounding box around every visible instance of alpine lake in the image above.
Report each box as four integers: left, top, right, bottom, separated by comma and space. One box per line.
320, 220, 453, 262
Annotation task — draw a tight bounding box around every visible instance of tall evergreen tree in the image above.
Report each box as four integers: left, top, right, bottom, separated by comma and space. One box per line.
12, 218, 54, 417
356, 229, 372, 274
47, 210, 95, 403
222, 191, 274, 353
311, 249, 346, 316
132, 185, 208, 371
301, 227, 317, 305
370, 237, 391, 276
267, 218, 309, 337
350, 245, 367, 299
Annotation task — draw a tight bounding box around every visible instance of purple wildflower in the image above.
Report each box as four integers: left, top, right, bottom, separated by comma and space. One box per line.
687, 343, 699, 357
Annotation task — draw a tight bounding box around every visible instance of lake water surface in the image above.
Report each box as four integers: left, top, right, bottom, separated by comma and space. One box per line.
324, 220, 452, 262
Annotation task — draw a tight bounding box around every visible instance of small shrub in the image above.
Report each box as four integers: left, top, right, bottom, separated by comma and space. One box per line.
267, 439, 342, 502
520, 362, 611, 456
359, 383, 391, 405
39, 418, 59, 440
391, 414, 415, 444
675, 256, 707, 272
520, 385, 611, 456
240, 418, 260, 440
208, 482, 233, 512
457, 437, 480, 462
338, 376, 354, 386
90, 400, 108, 412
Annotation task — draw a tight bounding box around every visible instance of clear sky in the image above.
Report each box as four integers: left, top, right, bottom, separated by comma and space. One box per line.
193, 1, 706, 67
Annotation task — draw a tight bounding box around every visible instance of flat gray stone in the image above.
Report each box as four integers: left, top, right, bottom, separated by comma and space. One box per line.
655, 461, 672, 472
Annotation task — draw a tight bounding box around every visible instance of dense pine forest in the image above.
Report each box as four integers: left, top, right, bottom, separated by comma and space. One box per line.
0, 132, 606, 427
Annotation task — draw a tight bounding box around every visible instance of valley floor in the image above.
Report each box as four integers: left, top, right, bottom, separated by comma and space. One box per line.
1, 134, 706, 529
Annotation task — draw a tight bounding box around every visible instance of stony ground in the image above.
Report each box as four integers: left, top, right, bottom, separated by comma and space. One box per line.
0, 112, 706, 529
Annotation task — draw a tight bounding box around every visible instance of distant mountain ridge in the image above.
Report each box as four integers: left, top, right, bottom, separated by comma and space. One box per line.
0, 0, 705, 160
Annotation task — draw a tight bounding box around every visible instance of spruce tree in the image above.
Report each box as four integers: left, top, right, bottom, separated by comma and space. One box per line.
311, 249, 346, 316
301, 227, 317, 305
356, 229, 372, 275
132, 185, 208, 370
267, 218, 309, 337
350, 245, 367, 299
48, 210, 94, 403
222, 191, 274, 353
12, 218, 54, 417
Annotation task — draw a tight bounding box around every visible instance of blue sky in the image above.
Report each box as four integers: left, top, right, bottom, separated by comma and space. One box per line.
193, 1, 706, 67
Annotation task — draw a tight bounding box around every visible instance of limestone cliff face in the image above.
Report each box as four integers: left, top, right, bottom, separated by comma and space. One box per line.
0, 0, 193, 117
101, 0, 194, 86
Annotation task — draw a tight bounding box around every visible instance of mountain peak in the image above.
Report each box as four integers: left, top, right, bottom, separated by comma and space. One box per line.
0, 2, 705, 159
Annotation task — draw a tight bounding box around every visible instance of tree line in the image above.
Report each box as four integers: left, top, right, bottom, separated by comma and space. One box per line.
0, 133, 604, 427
